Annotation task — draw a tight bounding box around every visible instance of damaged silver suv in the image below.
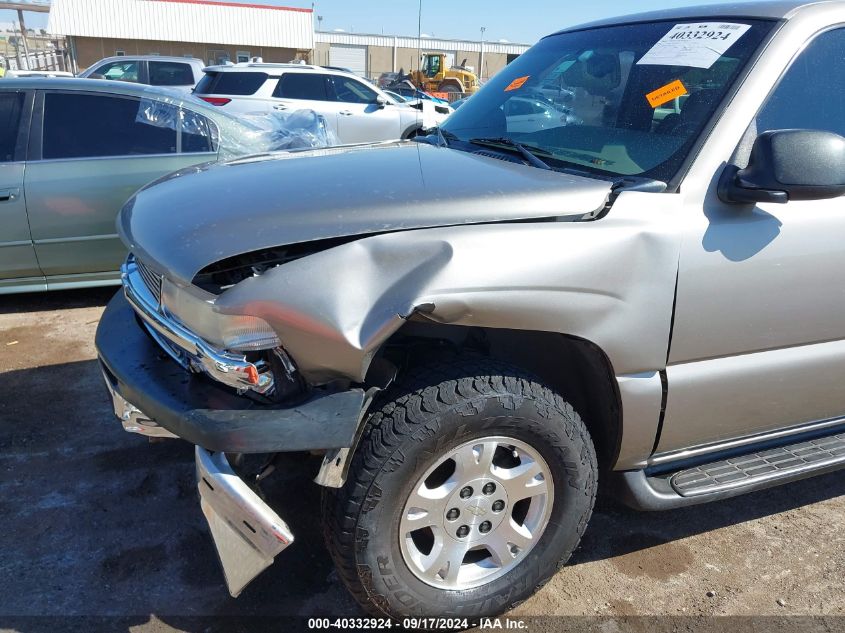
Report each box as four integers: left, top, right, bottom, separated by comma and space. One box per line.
95, 1, 845, 619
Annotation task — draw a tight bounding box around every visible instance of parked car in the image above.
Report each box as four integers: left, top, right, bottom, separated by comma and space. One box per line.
79, 56, 205, 92
0, 78, 328, 294
504, 95, 581, 133
384, 88, 454, 115
193, 62, 450, 143
2, 70, 74, 79
377, 71, 402, 88
383, 89, 409, 103
96, 0, 845, 622
386, 81, 451, 105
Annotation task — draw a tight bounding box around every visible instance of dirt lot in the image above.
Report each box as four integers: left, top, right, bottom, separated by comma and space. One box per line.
1, 288, 844, 632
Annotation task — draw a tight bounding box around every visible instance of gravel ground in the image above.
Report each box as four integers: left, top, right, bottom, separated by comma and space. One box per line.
1, 288, 844, 632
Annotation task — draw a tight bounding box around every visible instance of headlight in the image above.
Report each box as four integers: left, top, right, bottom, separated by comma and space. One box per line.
160, 278, 280, 352
219, 314, 281, 351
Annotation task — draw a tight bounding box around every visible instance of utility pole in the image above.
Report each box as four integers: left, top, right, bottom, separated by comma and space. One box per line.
479, 26, 486, 82
417, 0, 422, 73
17, 9, 30, 70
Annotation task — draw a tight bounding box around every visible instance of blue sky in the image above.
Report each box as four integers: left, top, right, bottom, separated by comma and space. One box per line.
7, 0, 742, 44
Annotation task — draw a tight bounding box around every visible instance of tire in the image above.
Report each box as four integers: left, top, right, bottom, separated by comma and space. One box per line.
438, 82, 463, 94
322, 358, 597, 619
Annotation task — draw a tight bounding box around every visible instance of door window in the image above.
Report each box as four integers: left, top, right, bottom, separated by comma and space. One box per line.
332, 76, 378, 104
754, 28, 845, 136
93, 60, 140, 82
149, 61, 195, 86
0, 92, 24, 162
273, 73, 332, 100
42, 93, 178, 159
180, 108, 218, 153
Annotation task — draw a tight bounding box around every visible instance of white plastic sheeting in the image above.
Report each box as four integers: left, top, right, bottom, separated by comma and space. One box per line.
135, 91, 337, 160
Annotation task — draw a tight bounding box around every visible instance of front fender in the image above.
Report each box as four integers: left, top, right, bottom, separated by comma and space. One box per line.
215, 192, 683, 385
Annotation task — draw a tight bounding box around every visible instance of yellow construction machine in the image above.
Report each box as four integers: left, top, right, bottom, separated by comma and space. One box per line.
407, 53, 480, 96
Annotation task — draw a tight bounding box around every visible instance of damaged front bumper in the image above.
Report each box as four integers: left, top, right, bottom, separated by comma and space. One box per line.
95, 291, 365, 595
196, 447, 294, 597
95, 292, 366, 453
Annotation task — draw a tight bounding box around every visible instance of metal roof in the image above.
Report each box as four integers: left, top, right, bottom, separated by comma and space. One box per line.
47, 0, 314, 49
552, 1, 835, 34
315, 31, 531, 55
0, 1, 51, 12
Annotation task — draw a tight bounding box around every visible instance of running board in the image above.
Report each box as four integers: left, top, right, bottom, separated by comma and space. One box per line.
670, 432, 845, 496
612, 430, 845, 510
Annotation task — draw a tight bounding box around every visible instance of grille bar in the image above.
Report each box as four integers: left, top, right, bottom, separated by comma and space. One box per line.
136, 258, 162, 305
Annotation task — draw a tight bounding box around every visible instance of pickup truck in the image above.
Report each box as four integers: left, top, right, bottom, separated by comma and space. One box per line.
95, 0, 845, 620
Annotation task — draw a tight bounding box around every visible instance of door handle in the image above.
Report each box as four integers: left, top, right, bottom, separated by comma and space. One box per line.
0, 188, 20, 202
273, 104, 288, 110
340, 110, 354, 116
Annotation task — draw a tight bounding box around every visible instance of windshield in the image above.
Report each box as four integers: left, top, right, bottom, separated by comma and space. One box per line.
442, 19, 774, 181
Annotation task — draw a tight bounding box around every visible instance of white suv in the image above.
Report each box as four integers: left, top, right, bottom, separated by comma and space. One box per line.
193, 63, 451, 144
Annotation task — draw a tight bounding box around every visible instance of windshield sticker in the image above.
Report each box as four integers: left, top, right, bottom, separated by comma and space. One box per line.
636, 22, 751, 69
505, 75, 530, 91
646, 79, 688, 108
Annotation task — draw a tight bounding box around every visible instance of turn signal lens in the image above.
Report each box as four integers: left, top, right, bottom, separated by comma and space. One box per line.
245, 365, 260, 386
220, 315, 281, 352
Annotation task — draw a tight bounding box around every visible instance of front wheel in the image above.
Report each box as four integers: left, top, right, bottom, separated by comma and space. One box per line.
322, 358, 597, 619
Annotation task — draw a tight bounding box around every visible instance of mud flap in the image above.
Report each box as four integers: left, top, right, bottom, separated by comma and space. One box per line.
196, 447, 294, 597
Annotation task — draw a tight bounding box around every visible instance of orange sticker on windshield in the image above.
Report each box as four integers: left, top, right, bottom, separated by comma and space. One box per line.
505, 75, 530, 91
646, 79, 688, 108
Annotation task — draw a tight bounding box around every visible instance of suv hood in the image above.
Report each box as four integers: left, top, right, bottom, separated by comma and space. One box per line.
119, 141, 612, 285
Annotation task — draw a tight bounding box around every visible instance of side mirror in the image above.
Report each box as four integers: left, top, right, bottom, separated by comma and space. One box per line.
719, 129, 845, 204
375, 95, 388, 109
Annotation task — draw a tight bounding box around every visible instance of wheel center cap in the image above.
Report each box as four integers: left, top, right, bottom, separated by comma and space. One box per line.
466, 503, 487, 518
443, 477, 509, 543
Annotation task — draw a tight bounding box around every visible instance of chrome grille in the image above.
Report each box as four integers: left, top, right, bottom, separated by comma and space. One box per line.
136, 258, 162, 305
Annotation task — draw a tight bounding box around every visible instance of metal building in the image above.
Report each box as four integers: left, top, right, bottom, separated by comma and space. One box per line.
314, 31, 530, 82
47, 0, 314, 71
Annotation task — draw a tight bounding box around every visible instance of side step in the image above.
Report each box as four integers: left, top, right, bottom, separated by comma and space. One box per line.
613, 430, 845, 511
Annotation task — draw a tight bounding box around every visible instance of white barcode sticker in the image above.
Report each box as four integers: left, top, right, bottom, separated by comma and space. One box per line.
637, 22, 751, 69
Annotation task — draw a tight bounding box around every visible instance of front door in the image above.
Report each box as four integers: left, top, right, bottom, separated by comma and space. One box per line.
660, 27, 845, 452
330, 75, 400, 143
0, 90, 41, 292
25, 91, 217, 284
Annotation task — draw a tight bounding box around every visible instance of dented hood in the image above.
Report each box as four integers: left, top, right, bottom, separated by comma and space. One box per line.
119, 141, 612, 284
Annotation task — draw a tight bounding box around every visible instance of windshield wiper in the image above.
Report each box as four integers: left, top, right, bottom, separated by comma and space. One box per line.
468, 137, 552, 171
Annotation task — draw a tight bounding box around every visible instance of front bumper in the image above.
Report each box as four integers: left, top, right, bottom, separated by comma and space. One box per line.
96, 290, 366, 596
196, 447, 293, 597
95, 291, 366, 453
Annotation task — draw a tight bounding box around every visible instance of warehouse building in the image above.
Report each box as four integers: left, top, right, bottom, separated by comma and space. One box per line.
47, 0, 314, 71
314, 32, 530, 82
46, 0, 530, 81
